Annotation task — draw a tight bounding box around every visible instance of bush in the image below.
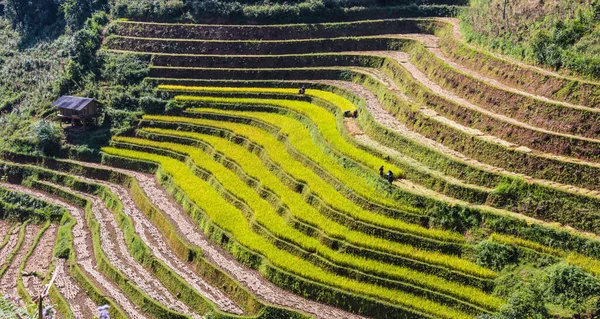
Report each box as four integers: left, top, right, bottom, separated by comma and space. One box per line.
165, 100, 184, 115
31, 119, 63, 156
139, 96, 166, 114
497, 286, 548, 319
541, 263, 600, 312
429, 203, 481, 233
112, 0, 186, 20
101, 53, 150, 87
476, 240, 516, 271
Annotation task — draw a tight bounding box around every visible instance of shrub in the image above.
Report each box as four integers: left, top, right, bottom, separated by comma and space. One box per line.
429, 203, 480, 233
139, 96, 166, 114
541, 263, 600, 312
101, 53, 150, 87
476, 240, 516, 271
112, 0, 186, 20
164, 100, 184, 115
497, 285, 548, 319
31, 119, 63, 156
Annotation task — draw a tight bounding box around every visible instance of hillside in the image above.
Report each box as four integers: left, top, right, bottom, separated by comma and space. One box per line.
462, 0, 600, 80
0, 1, 600, 319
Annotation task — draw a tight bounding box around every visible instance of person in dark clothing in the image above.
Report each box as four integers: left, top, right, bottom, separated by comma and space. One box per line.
353, 109, 358, 118
379, 165, 384, 177
387, 170, 394, 184
299, 85, 306, 95
344, 110, 352, 117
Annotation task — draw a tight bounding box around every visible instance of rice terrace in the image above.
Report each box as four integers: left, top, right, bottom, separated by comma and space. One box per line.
1, 0, 600, 318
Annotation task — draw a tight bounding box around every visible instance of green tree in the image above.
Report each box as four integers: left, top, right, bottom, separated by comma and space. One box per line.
62, 0, 93, 30
5, 0, 59, 32
476, 240, 517, 271
498, 285, 548, 319
542, 263, 600, 312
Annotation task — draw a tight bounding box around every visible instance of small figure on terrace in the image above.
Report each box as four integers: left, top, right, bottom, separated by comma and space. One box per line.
353, 109, 358, 118
387, 170, 394, 184
379, 165, 385, 177
299, 85, 306, 95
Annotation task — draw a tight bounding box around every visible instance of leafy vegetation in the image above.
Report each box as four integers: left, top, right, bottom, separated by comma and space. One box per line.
111, 0, 466, 23
462, 0, 600, 79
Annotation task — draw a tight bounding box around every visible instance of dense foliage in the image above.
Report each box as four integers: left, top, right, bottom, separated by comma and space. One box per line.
462, 0, 600, 79
111, 0, 468, 23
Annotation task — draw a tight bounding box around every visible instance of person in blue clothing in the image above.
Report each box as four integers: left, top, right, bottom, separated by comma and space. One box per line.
386, 170, 394, 184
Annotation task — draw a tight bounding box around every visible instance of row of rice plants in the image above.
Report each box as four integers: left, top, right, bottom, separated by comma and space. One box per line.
179, 95, 400, 174
1, 157, 302, 318
182, 105, 416, 211
141, 115, 462, 243
137, 127, 465, 254
100, 145, 483, 319
111, 136, 492, 285
123, 129, 503, 310
110, 19, 439, 41
105, 35, 410, 55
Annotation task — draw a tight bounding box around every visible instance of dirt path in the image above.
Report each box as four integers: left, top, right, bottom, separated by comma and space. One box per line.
62, 186, 200, 318
0, 224, 40, 302
23, 224, 58, 299
83, 177, 245, 315
54, 258, 97, 319
428, 47, 595, 112
0, 183, 151, 319
379, 52, 600, 151
343, 117, 490, 196
0, 224, 21, 267
73, 161, 368, 319
0, 221, 12, 246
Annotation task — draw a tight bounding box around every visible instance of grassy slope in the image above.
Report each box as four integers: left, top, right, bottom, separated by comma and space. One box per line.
461, 0, 600, 79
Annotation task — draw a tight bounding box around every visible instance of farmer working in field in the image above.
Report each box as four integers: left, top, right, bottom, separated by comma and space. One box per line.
387, 170, 394, 184
379, 165, 384, 177
299, 85, 306, 95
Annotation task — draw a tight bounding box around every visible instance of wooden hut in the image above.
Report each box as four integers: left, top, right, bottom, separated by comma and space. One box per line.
52, 96, 100, 128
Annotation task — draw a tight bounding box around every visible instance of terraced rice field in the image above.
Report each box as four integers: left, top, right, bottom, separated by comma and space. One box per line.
2, 16, 600, 319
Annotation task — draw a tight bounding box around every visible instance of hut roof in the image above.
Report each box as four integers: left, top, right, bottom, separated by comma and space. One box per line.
51, 96, 96, 111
